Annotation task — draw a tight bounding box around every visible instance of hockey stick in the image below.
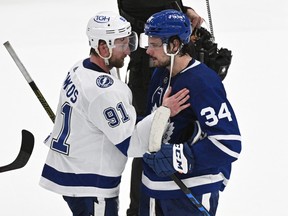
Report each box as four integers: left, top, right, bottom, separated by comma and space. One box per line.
205, 0, 215, 41
170, 174, 210, 215
3, 41, 55, 123
148, 107, 210, 216
0, 130, 34, 173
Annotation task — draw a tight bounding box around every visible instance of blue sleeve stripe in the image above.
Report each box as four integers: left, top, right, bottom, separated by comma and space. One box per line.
41, 164, 121, 189
115, 136, 131, 156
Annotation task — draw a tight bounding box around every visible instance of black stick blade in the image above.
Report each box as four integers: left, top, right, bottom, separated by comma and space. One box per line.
0, 130, 34, 173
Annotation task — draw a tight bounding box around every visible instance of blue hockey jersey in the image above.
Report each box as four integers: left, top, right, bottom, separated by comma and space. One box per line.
142, 59, 242, 199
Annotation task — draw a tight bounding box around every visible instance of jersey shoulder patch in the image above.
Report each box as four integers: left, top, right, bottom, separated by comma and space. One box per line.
96, 75, 114, 88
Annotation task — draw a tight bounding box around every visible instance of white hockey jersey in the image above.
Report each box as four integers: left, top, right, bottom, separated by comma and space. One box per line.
39, 58, 154, 198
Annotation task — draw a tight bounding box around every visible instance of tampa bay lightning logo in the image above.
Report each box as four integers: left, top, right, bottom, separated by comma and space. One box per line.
96, 75, 114, 88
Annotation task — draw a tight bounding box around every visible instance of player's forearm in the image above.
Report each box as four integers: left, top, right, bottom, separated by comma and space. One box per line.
126, 112, 155, 157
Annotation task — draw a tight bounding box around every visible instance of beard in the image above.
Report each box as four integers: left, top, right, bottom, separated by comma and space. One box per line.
151, 57, 170, 68
109, 57, 125, 68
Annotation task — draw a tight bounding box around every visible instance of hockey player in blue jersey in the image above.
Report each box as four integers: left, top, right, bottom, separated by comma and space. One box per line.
39, 11, 191, 216
140, 10, 242, 215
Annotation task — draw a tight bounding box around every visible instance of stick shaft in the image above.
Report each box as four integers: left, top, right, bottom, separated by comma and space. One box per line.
170, 174, 210, 215
3, 41, 55, 122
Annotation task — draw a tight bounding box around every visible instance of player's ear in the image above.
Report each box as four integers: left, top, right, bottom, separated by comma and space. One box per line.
98, 41, 109, 57
168, 38, 181, 54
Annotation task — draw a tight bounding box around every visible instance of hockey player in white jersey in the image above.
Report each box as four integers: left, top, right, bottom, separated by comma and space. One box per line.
39, 11, 190, 216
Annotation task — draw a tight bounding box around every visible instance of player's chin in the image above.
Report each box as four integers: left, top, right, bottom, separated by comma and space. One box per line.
151, 59, 160, 67
113, 59, 125, 68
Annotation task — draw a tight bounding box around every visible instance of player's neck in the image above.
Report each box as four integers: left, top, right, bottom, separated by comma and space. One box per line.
90, 55, 112, 73
171, 54, 192, 77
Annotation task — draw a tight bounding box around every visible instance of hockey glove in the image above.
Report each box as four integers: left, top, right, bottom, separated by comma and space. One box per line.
143, 143, 194, 177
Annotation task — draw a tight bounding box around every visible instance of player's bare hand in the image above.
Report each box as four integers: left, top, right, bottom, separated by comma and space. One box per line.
162, 87, 190, 117
186, 8, 203, 29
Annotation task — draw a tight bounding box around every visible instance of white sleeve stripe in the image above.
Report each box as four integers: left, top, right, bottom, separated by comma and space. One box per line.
202, 193, 211, 211
142, 172, 227, 191
208, 136, 240, 158
208, 134, 241, 141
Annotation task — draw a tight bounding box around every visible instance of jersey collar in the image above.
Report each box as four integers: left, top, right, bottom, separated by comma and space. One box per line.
83, 58, 106, 73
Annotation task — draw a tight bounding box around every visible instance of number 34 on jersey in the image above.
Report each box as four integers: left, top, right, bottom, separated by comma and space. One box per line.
201, 102, 233, 127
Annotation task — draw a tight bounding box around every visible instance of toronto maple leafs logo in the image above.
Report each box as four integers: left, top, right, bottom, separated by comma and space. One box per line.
151, 104, 158, 113
151, 87, 164, 106
163, 122, 174, 143
96, 75, 114, 88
